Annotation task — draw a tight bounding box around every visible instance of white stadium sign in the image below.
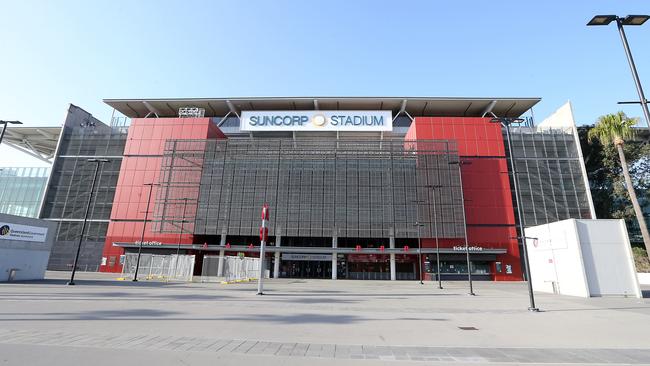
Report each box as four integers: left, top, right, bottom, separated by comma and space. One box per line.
240, 110, 392, 132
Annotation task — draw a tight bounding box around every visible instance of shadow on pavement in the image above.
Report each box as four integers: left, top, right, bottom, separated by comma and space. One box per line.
3, 278, 189, 288
261, 292, 462, 297
0, 308, 180, 320
0, 309, 450, 324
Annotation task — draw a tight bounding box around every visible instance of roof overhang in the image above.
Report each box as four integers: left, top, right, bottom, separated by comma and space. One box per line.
104, 97, 540, 119
1, 126, 62, 163
113, 242, 507, 255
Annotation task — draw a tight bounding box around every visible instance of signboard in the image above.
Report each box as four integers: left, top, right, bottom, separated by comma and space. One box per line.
134, 241, 163, 246
453, 246, 484, 252
240, 110, 392, 132
282, 253, 332, 262
0, 222, 47, 243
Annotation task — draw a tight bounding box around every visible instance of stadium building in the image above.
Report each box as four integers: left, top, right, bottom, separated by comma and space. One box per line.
35, 97, 595, 280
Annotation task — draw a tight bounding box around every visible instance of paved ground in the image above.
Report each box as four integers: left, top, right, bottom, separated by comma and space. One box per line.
0, 271, 649, 365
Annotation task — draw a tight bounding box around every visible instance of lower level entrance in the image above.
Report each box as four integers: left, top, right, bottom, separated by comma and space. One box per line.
281, 260, 332, 279
278, 253, 332, 279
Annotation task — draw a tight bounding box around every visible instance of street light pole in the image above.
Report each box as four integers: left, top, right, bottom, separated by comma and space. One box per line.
410, 199, 427, 285
68, 158, 108, 285
173, 198, 190, 279
133, 182, 159, 282
454, 161, 475, 296
615, 18, 650, 128
428, 185, 443, 289
587, 14, 650, 128
492, 117, 539, 312
0, 120, 23, 145
415, 222, 424, 284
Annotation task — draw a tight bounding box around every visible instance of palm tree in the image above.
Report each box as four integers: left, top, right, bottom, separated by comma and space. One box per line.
588, 111, 650, 259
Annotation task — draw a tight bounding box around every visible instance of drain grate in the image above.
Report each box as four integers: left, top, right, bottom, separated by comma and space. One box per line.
458, 326, 478, 330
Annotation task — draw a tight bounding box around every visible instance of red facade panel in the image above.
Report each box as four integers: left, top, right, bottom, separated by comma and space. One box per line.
100, 118, 225, 273
407, 117, 522, 280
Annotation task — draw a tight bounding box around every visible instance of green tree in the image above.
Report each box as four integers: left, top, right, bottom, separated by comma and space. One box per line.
588, 112, 650, 260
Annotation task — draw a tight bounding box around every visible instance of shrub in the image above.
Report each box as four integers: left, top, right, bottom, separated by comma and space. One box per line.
632, 247, 650, 273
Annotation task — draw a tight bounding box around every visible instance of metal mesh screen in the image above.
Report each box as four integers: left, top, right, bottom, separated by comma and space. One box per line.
41, 107, 127, 271
155, 139, 465, 239
506, 126, 592, 227
152, 139, 204, 234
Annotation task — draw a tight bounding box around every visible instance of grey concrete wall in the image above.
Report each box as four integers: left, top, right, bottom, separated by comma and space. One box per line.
0, 213, 58, 281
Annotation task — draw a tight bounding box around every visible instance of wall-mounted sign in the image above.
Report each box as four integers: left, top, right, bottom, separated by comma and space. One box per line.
0, 222, 47, 243
453, 246, 484, 252
134, 241, 163, 246
282, 253, 332, 262
240, 111, 392, 132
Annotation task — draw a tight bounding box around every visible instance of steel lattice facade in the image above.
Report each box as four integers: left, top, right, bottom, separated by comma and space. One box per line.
39, 105, 127, 271
507, 126, 592, 227
154, 139, 465, 240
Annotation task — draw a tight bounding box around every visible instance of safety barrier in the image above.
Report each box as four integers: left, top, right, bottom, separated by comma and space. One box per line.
122, 254, 195, 281
199, 255, 262, 283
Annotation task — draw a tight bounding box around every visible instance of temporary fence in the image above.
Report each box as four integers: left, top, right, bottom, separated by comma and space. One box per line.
200, 255, 261, 282
122, 253, 195, 282
223, 255, 261, 282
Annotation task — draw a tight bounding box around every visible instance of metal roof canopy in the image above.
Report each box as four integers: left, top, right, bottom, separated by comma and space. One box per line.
113, 242, 507, 255
103, 97, 541, 119
2, 126, 62, 163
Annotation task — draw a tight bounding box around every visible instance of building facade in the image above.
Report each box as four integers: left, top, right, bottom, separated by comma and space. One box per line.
89, 97, 594, 281
32, 98, 595, 280
39, 104, 127, 271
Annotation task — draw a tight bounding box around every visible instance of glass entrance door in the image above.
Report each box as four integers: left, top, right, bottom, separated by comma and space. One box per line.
282, 261, 332, 279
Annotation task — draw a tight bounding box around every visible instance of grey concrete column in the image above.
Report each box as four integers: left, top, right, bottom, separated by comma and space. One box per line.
217, 232, 226, 277
273, 235, 281, 279
389, 235, 396, 281
332, 236, 338, 280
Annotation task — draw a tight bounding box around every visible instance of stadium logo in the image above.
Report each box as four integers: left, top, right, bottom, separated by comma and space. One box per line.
311, 114, 327, 127
0, 225, 10, 236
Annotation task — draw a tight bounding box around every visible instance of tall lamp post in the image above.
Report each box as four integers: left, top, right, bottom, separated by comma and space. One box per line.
0, 120, 23, 145
414, 221, 425, 284
173, 197, 190, 279
450, 160, 475, 296
491, 117, 539, 312
132, 182, 159, 282
587, 15, 650, 128
426, 184, 444, 290
410, 198, 427, 285
68, 158, 109, 285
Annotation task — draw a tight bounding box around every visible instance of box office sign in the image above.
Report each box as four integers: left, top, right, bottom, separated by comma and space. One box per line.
0, 222, 48, 243
241, 111, 392, 132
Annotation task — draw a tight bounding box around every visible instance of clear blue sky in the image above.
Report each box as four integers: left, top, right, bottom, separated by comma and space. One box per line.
1, 0, 649, 166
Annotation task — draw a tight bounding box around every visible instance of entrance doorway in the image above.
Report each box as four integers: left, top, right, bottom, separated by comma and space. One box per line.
282, 260, 332, 279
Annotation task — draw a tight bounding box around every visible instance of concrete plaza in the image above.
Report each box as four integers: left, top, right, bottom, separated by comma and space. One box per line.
0, 271, 649, 365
